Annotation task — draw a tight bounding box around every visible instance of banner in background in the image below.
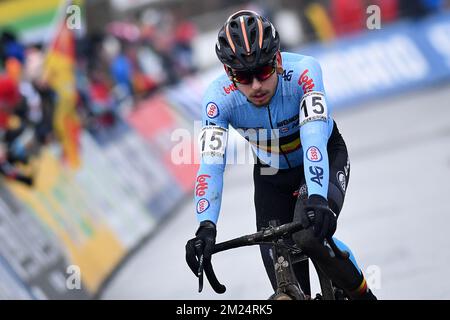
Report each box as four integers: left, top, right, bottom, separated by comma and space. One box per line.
0, 0, 61, 43
127, 94, 198, 196
77, 131, 155, 247
7, 149, 126, 294
0, 126, 158, 299
0, 184, 90, 299
0, 104, 189, 298
89, 117, 184, 221
0, 255, 35, 300
298, 12, 450, 110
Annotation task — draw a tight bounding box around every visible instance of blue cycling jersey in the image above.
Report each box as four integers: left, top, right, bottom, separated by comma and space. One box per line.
195, 52, 335, 224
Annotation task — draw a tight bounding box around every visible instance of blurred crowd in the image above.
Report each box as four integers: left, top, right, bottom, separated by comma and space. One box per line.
0, 32, 46, 187
80, 8, 198, 97
294, 0, 450, 43
0, 7, 198, 187
0, 0, 449, 187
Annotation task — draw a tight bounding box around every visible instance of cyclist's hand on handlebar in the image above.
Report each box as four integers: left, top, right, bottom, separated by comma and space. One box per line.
185, 220, 217, 277
302, 195, 337, 242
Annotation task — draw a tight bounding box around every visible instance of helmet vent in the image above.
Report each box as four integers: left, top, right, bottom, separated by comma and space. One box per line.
243, 52, 255, 63
230, 21, 239, 29
250, 30, 256, 45
232, 34, 242, 47
219, 37, 229, 49
263, 27, 272, 45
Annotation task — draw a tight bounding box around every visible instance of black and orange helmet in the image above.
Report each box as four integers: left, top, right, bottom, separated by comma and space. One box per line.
215, 10, 280, 71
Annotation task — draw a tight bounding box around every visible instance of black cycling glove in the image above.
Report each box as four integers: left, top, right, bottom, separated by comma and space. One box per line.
185, 220, 217, 277
301, 195, 337, 241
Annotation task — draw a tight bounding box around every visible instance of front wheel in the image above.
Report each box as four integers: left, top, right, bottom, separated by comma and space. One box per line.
268, 284, 305, 300
334, 287, 349, 300
269, 293, 294, 300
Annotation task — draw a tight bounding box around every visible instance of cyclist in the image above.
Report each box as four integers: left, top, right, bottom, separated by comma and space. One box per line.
186, 10, 376, 300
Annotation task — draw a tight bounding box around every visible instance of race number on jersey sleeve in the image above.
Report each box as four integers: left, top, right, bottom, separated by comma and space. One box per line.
299, 91, 328, 126
199, 125, 228, 158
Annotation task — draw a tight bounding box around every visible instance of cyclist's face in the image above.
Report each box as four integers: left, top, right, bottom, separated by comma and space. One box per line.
228, 52, 282, 107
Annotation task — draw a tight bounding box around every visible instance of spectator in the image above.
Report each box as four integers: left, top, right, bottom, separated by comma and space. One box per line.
0, 74, 34, 186
172, 17, 198, 75
110, 43, 134, 100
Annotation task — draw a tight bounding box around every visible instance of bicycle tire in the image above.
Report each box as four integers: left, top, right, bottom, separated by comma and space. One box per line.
312, 260, 335, 300
269, 293, 294, 300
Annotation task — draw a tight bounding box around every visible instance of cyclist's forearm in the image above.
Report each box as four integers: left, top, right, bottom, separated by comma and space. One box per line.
300, 121, 329, 199
195, 163, 225, 225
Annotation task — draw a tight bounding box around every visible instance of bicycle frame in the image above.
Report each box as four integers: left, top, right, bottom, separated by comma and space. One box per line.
267, 219, 335, 300
269, 223, 305, 300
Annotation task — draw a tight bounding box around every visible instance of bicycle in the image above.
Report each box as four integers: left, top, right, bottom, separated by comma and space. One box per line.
195, 219, 350, 300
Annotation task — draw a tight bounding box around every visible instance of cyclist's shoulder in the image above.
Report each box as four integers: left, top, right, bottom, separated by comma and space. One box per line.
201, 73, 240, 121
281, 52, 322, 74
203, 73, 238, 99
281, 52, 324, 94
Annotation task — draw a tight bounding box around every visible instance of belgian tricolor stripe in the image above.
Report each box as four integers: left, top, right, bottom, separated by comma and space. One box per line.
351, 278, 368, 297
248, 131, 301, 154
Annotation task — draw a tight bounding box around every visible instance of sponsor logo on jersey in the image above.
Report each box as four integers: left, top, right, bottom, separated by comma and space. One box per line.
223, 83, 238, 94
196, 198, 210, 214
205, 120, 216, 126
277, 114, 299, 127
337, 171, 346, 192
196, 174, 211, 197
280, 126, 289, 133
298, 69, 315, 93
282, 70, 293, 81
309, 166, 324, 187
206, 102, 219, 118
306, 146, 322, 162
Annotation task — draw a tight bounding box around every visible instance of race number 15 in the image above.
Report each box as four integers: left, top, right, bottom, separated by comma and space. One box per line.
199, 126, 228, 157
300, 91, 328, 126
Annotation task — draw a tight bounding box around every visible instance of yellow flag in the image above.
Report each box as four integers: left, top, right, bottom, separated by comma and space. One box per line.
44, 0, 81, 169
305, 3, 336, 42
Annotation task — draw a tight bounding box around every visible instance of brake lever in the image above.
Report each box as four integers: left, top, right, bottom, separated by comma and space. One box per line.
195, 241, 205, 292
197, 254, 204, 292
